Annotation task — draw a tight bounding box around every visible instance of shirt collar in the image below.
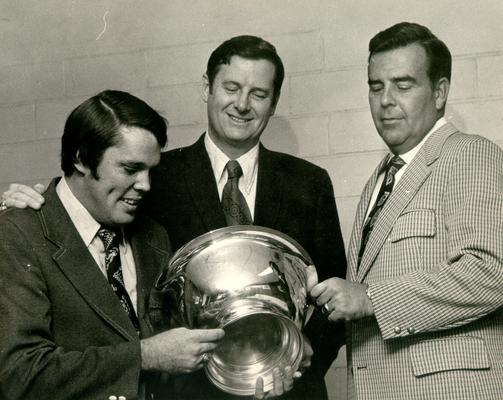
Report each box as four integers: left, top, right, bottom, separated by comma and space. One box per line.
204, 132, 259, 194
396, 117, 447, 165
56, 177, 101, 247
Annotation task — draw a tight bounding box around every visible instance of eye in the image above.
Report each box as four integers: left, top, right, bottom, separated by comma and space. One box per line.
123, 165, 138, 175
369, 84, 383, 94
252, 91, 268, 100
397, 83, 412, 90
224, 85, 238, 94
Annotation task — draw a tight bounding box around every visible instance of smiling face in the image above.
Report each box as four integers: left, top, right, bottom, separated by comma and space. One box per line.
203, 55, 277, 159
70, 125, 161, 227
368, 43, 449, 154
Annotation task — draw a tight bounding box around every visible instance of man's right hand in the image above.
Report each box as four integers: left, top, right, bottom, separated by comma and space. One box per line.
2, 183, 46, 210
140, 327, 225, 374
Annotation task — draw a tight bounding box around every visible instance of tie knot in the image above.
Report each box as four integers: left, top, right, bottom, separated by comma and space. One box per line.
97, 226, 121, 251
225, 160, 243, 179
387, 155, 406, 176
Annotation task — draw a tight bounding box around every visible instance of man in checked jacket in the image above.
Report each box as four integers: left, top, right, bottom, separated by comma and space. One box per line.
311, 22, 503, 400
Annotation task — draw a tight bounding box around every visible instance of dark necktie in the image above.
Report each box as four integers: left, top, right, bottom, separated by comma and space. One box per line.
221, 160, 253, 225
97, 226, 140, 333
358, 155, 406, 265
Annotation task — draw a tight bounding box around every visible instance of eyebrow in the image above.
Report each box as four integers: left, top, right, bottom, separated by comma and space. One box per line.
368, 75, 417, 85
222, 79, 272, 93
120, 161, 148, 169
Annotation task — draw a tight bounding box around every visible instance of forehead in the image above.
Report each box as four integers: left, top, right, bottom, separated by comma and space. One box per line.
368, 43, 429, 80
103, 126, 160, 161
214, 55, 276, 89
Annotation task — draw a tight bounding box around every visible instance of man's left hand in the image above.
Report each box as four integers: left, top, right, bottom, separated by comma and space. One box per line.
310, 278, 374, 322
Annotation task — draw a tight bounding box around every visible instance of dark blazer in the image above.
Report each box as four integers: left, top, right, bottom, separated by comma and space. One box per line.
0, 179, 172, 400
144, 135, 347, 400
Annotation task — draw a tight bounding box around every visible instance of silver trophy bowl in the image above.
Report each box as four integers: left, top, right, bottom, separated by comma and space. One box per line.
155, 226, 313, 396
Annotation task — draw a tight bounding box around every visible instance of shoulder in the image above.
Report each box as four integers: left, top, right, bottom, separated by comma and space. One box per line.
129, 213, 172, 251
260, 147, 331, 184
158, 136, 204, 165
0, 206, 41, 232
443, 131, 503, 161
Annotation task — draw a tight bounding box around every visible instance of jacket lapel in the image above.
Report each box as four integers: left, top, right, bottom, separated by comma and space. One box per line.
182, 135, 227, 231
355, 123, 459, 282
347, 155, 390, 281
254, 145, 283, 227
128, 218, 171, 337
42, 180, 139, 340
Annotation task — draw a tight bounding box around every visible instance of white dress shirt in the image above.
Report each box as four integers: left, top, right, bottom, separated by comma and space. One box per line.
56, 177, 138, 312
204, 132, 259, 219
365, 117, 447, 220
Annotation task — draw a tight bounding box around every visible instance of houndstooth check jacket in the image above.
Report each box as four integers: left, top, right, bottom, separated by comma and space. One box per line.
346, 122, 503, 400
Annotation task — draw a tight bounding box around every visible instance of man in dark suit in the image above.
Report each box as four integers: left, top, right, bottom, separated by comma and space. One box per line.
0, 90, 225, 400
145, 35, 347, 400
311, 22, 503, 399
2, 36, 347, 399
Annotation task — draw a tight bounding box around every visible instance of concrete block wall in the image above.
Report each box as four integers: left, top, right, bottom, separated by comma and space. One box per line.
1, 1, 502, 399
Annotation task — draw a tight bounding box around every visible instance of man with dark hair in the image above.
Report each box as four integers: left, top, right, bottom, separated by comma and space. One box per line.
2, 36, 346, 399
0, 90, 225, 400
145, 35, 346, 400
311, 22, 503, 399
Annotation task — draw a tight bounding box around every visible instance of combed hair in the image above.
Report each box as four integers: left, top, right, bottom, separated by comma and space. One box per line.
206, 35, 285, 106
368, 22, 452, 84
61, 90, 167, 177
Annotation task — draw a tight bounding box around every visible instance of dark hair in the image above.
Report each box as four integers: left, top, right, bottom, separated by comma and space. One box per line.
61, 90, 167, 177
368, 22, 452, 85
206, 35, 285, 106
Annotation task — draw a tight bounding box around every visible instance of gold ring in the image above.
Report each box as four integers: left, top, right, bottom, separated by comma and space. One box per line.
0, 200, 7, 211
322, 303, 330, 315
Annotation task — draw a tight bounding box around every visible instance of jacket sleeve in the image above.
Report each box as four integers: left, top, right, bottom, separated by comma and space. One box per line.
0, 217, 142, 400
369, 138, 503, 340
312, 169, 347, 282
305, 169, 347, 374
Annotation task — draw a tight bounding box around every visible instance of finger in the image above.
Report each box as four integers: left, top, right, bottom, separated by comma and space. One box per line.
33, 183, 47, 194
305, 265, 318, 291
271, 367, 284, 396
8, 183, 46, 202
4, 190, 44, 209
254, 377, 265, 400
310, 281, 328, 299
282, 366, 294, 392
328, 310, 346, 323
193, 328, 225, 341
198, 342, 220, 354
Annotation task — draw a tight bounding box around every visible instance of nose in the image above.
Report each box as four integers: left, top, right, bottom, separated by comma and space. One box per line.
133, 170, 151, 192
234, 92, 250, 113
380, 86, 395, 107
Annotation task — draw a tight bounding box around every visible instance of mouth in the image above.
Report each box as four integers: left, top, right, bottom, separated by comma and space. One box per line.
227, 114, 252, 124
121, 197, 142, 208
380, 117, 403, 127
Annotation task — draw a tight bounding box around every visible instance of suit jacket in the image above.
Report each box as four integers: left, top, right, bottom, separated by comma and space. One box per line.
144, 134, 347, 399
0, 179, 172, 400
346, 123, 503, 400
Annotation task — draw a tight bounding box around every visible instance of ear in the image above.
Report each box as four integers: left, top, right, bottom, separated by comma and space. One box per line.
201, 74, 210, 103
73, 151, 90, 176
434, 77, 450, 111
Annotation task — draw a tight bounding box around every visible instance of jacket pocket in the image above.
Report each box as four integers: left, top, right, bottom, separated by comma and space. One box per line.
390, 209, 436, 242
409, 336, 490, 377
